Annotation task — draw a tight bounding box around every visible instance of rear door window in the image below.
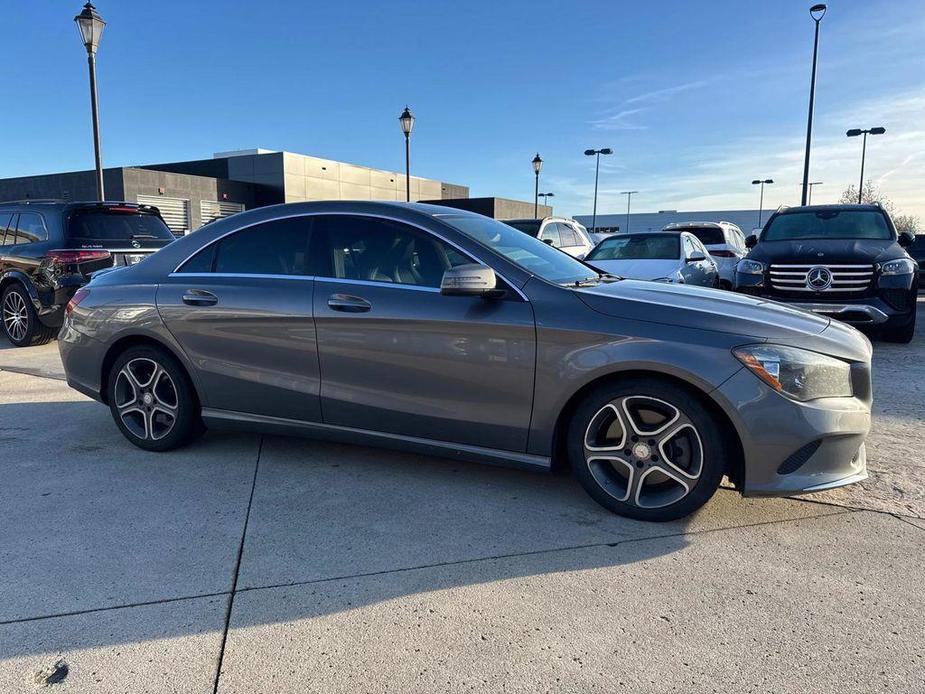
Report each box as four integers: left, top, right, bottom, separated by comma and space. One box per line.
14, 213, 47, 244
539, 223, 561, 246
557, 224, 580, 247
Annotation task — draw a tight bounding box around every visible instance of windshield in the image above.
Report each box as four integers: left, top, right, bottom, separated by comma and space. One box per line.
587, 235, 679, 261
504, 220, 542, 236
668, 226, 724, 245
439, 215, 598, 283
67, 210, 175, 241
763, 210, 892, 241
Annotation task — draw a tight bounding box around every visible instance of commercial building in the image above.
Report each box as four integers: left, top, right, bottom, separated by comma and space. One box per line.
421, 196, 552, 220
575, 209, 769, 235
0, 148, 469, 235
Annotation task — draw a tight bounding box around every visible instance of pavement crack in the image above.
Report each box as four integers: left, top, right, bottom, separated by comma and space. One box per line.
211, 434, 263, 694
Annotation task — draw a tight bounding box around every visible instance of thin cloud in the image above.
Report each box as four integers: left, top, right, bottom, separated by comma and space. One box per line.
624, 80, 710, 105
588, 108, 648, 131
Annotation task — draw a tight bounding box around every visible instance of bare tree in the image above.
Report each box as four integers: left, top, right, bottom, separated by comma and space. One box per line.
840, 181, 920, 232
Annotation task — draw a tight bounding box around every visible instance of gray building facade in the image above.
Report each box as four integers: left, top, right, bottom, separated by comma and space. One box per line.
0, 148, 470, 234
422, 197, 553, 220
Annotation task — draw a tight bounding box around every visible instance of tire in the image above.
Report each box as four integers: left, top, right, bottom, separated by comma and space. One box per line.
1, 283, 57, 347
567, 377, 727, 522
881, 311, 916, 344
107, 345, 204, 451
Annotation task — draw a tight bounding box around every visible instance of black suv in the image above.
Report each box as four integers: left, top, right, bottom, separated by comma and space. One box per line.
735, 204, 918, 343
0, 201, 175, 347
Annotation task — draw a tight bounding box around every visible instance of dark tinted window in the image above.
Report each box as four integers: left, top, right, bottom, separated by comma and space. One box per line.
669, 226, 725, 245
314, 215, 470, 288
505, 220, 541, 236
587, 234, 680, 261
15, 213, 47, 243
0, 213, 13, 245
763, 210, 892, 241
212, 217, 311, 275
68, 210, 174, 241
178, 244, 216, 273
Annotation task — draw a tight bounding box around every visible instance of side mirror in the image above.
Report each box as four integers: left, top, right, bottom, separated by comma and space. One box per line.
898, 231, 914, 247
686, 252, 706, 263
745, 234, 758, 248
440, 263, 501, 297
542, 238, 554, 245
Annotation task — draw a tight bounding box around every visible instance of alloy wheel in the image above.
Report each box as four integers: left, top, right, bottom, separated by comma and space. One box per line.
584, 395, 704, 509
113, 358, 179, 441
2, 290, 29, 342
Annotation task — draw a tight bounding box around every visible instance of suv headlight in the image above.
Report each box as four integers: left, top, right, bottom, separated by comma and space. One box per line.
732, 344, 852, 401
880, 258, 916, 276
737, 259, 765, 275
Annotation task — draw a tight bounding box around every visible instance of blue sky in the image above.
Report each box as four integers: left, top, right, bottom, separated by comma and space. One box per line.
3, 0, 924, 219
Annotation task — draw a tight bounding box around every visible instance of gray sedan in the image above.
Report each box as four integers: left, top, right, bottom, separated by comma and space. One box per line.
59, 201, 872, 521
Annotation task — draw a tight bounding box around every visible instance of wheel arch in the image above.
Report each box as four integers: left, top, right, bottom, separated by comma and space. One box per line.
0, 271, 40, 305
548, 369, 746, 490
99, 334, 200, 408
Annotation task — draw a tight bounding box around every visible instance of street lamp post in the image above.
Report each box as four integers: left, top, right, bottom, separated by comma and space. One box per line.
74, 2, 106, 201
584, 147, 613, 233
532, 153, 543, 218
620, 191, 638, 233
846, 127, 886, 203
800, 3, 827, 206
752, 179, 773, 227
807, 181, 822, 205
398, 106, 415, 202
538, 192, 554, 208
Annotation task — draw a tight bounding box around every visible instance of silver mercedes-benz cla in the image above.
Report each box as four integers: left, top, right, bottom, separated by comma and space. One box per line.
59, 201, 873, 521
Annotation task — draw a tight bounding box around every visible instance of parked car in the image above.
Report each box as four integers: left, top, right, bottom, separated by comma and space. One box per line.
60, 201, 873, 522
505, 217, 595, 258
585, 232, 719, 287
908, 233, 925, 279
662, 221, 747, 289
0, 201, 175, 346
736, 204, 918, 343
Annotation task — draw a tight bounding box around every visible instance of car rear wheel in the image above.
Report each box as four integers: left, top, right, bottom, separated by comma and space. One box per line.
107, 346, 204, 451
1, 283, 56, 347
568, 378, 727, 521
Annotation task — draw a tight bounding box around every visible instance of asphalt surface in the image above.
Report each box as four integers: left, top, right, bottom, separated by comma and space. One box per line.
1, 302, 923, 693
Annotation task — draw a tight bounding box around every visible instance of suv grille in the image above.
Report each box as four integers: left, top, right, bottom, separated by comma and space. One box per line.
769, 264, 874, 293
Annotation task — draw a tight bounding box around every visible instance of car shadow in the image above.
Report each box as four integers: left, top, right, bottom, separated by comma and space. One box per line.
0, 398, 697, 659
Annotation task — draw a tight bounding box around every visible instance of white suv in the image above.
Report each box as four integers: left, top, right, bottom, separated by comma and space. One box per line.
662, 221, 747, 289
505, 217, 595, 259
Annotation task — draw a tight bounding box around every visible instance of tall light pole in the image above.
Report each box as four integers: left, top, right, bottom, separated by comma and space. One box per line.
847, 127, 885, 203
532, 153, 543, 218
584, 147, 613, 233
620, 191, 638, 233
538, 192, 554, 208
800, 3, 827, 205
74, 2, 106, 201
806, 181, 823, 205
752, 179, 773, 227
398, 106, 415, 201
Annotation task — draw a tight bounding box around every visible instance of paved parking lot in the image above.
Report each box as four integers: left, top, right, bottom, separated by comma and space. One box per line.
1, 302, 923, 693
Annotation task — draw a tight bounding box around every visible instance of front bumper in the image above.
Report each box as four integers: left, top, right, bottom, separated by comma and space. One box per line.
715, 368, 870, 496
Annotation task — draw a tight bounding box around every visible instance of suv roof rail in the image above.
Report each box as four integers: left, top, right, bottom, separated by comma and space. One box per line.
0, 198, 67, 205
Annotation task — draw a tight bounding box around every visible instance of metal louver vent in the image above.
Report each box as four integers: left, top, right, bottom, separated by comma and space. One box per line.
137, 195, 190, 236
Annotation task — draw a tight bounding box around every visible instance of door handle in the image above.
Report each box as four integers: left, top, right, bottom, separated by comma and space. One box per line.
182, 289, 218, 306
327, 293, 371, 313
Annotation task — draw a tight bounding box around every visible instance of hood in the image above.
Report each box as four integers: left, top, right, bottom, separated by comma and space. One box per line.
575, 279, 831, 340
587, 258, 680, 280
748, 238, 904, 265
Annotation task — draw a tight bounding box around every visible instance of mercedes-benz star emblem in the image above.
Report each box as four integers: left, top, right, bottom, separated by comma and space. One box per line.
806, 266, 832, 291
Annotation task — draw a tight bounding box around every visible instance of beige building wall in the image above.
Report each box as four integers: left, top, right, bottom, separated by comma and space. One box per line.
282, 152, 455, 204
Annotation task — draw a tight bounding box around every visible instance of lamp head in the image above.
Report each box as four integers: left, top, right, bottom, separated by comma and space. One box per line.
74, 2, 105, 55
398, 106, 415, 136
810, 3, 827, 21
532, 153, 543, 174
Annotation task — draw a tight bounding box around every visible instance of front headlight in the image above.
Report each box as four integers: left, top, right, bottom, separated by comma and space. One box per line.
737, 259, 765, 275
880, 258, 916, 276
732, 344, 853, 401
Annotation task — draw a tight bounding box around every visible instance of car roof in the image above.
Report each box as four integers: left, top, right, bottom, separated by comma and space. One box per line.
776, 203, 882, 214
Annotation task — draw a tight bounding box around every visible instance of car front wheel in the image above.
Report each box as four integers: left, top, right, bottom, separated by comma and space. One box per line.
107, 346, 204, 451
568, 378, 727, 521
